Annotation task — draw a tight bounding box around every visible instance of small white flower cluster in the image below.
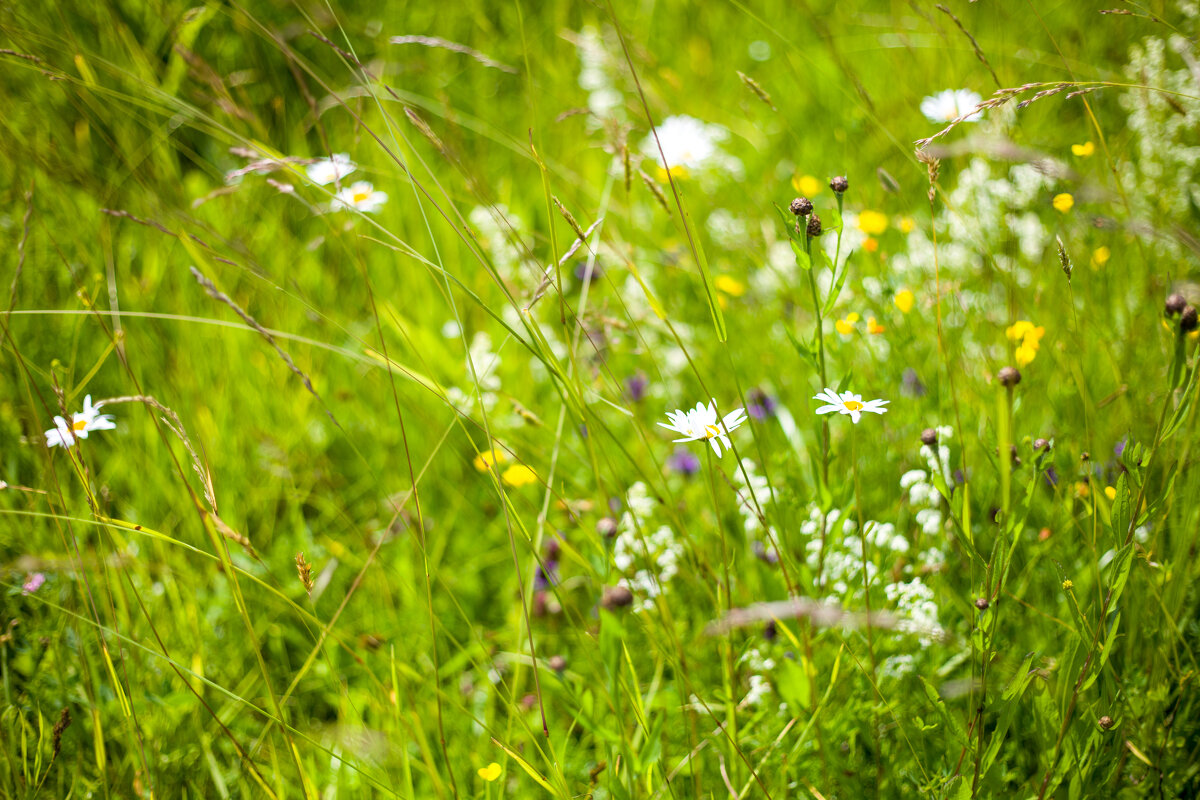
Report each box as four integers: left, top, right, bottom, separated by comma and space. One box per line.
738, 647, 777, 708
885, 577, 945, 646
732, 459, 775, 545
612, 482, 681, 612
446, 331, 502, 413
468, 204, 528, 281
902, 426, 954, 537
575, 26, 623, 118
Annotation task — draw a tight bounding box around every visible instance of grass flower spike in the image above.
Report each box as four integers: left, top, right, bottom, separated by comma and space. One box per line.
659, 399, 747, 457
813, 387, 889, 423
45, 395, 116, 448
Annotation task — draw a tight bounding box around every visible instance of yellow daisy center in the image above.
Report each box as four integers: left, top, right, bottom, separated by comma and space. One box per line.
704, 424, 721, 439
843, 400, 863, 411
353, 191, 370, 204
72, 419, 88, 432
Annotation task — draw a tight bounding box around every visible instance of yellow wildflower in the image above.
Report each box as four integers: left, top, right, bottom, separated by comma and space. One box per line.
1071, 141, 1095, 157
898, 216, 916, 234
1062, 579, 1074, 591
894, 289, 915, 314
656, 165, 689, 182
867, 317, 885, 335
863, 237, 879, 253
1006, 320, 1046, 366
473, 449, 508, 471
478, 763, 502, 782
835, 312, 860, 335
857, 210, 888, 235
792, 174, 822, 197
1015, 342, 1038, 367
1104, 485, 1117, 501
714, 275, 746, 296
502, 465, 538, 488
1053, 193, 1074, 213
1091, 246, 1110, 268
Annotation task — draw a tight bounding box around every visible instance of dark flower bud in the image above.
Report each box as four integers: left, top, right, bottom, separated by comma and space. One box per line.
1165, 293, 1187, 316
1080, 451, 1091, 462
764, 619, 777, 641
920, 428, 938, 446
1033, 438, 1050, 451
789, 197, 813, 217
601, 585, 633, 610
1098, 715, 1115, 730
806, 213, 823, 238
548, 654, 567, 673
545, 538, 561, 560
974, 597, 989, 610
997, 366, 1021, 387
597, 517, 618, 539
830, 175, 849, 194
1181, 305, 1199, 333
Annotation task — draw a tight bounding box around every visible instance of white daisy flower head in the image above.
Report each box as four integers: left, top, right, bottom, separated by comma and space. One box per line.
641, 115, 727, 172
659, 398, 747, 457
920, 89, 984, 124
332, 181, 388, 214
46, 395, 116, 448
813, 387, 889, 424
306, 153, 356, 186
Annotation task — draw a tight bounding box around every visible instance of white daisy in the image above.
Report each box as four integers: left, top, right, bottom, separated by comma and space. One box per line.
920, 89, 984, 124
658, 399, 747, 457
813, 388, 889, 424
45, 395, 116, 448
306, 153, 356, 186
641, 115, 727, 172
332, 181, 388, 213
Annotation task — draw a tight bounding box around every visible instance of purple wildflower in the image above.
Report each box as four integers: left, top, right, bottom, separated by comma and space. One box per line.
666, 448, 701, 477
574, 260, 604, 284
625, 372, 649, 402
1114, 437, 1127, 458
22, 572, 46, 596
746, 387, 778, 420
1044, 466, 1059, 488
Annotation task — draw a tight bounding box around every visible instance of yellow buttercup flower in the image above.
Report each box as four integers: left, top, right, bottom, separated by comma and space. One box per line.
714, 275, 746, 296
792, 174, 822, 197
502, 465, 538, 488
857, 210, 888, 235
835, 312, 860, 335
473, 448, 508, 471
898, 216, 916, 234
1007, 320, 1046, 366
1071, 141, 1095, 157
894, 289, 915, 314
1104, 485, 1117, 501
1053, 193, 1074, 213
1092, 246, 1110, 268
478, 762, 502, 782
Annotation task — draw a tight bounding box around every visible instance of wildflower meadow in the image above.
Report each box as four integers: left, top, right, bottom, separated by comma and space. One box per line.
4, 1, 1200, 797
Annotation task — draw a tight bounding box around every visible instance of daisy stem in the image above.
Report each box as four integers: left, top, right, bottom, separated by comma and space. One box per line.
851, 426, 881, 791
706, 448, 741, 788
804, 233, 833, 587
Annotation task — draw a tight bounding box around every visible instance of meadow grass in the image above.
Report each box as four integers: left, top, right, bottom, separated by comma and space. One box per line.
3, 1, 1200, 797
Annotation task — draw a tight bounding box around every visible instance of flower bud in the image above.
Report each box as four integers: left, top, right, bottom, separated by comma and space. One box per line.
1098, 715, 1115, 730
830, 175, 849, 194
1165, 293, 1187, 316
789, 197, 813, 217
806, 213, 823, 238
920, 428, 938, 446
601, 585, 633, 610
548, 654, 567, 673
1033, 438, 1050, 451
997, 366, 1021, 387
1181, 305, 1198, 333
597, 517, 618, 539
974, 597, 989, 610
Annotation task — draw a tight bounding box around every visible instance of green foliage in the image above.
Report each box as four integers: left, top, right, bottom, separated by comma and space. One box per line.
2, 1, 1200, 798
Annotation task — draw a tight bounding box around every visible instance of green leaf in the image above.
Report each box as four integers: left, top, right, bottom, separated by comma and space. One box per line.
1110, 473, 1131, 544
791, 240, 812, 271
776, 657, 812, 712
1107, 543, 1136, 609
822, 255, 852, 316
